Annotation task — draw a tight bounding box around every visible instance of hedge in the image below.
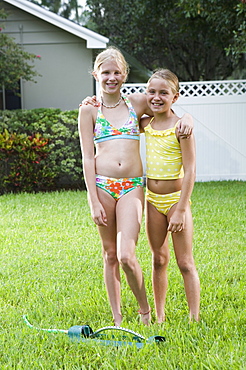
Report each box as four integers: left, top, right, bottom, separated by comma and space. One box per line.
0, 108, 84, 194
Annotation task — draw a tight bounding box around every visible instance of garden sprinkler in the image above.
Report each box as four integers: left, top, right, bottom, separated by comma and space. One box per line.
23, 315, 165, 349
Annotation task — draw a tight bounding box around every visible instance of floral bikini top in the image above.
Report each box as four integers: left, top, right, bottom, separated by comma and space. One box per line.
94, 95, 140, 143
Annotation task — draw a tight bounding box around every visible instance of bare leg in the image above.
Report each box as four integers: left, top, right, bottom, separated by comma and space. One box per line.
116, 187, 151, 325
169, 205, 200, 321
146, 201, 170, 323
102, 248, 122, 326
97, 189, 122, 326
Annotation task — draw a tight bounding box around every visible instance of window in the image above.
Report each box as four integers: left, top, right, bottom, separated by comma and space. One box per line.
0, 81, 21, 110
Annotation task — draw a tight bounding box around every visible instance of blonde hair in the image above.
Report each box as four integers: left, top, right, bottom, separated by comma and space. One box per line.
93, 46, 129, 78
147, 69, 179, 94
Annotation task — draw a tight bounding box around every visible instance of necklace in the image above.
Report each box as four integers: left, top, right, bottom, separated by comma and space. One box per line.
101, 95, 122, 109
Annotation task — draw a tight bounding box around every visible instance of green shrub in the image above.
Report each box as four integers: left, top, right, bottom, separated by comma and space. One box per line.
0, 108, 84, 194
0, 129, 55, 193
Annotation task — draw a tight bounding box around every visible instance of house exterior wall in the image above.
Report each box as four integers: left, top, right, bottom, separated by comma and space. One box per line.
2, 2, 94, 110
121, 81, 246, 182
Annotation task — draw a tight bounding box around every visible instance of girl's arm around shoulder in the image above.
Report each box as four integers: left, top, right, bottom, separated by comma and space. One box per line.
129, 93, 193, 136
129, 93, 153, 119
139, 115, 151, 133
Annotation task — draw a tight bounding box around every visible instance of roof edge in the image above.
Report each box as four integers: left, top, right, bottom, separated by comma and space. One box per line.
3, 0, 109, 48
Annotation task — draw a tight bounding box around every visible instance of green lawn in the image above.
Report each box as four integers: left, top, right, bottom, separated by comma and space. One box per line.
0, 181, 245, 369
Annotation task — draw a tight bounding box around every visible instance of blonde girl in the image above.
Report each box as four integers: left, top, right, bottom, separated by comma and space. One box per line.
79, 47, 152, 326
140, 69, 200, 323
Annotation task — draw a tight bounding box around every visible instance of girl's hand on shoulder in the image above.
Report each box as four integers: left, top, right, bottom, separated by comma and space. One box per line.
177, 113, 194, 138
168, 209, 185, 233
79, 95, 100, 107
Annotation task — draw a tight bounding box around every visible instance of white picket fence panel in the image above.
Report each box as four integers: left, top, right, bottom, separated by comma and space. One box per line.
120, 80, 246, 182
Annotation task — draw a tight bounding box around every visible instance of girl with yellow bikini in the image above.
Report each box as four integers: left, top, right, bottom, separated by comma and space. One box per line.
140, 69, 200, 323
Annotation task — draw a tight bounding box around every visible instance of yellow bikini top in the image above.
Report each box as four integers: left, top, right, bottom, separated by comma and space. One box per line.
144, 118, 184, 180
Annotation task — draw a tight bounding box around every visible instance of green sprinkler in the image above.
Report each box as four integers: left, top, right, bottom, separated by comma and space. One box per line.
23, 315, 165, 349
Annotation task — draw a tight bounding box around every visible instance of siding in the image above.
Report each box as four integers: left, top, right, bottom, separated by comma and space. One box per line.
2, 2, 94, 110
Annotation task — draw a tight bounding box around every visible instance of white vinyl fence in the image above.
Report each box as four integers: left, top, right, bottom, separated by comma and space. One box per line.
121, 80, 246, 182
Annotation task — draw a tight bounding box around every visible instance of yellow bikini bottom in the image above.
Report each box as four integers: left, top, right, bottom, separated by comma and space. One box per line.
146, 188, 182, 215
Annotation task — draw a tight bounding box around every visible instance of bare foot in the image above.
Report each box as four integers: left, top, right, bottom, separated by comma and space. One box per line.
156, 316, 165, 325
189, 313, 200, 323
138, 308, 151, 326
113, 313, 122, 327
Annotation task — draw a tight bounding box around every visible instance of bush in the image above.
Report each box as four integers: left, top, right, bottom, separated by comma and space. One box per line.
0, 108, 84, 194
0, 129, 55, 193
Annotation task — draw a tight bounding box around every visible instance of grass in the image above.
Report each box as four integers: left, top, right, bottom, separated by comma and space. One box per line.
0, 181, 245, 369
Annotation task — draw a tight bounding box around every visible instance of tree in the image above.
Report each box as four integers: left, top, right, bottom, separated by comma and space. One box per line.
225, 1, 246, 62
31, 0, 82, 23
0, 10, 40, 93
85, 0, 246, 81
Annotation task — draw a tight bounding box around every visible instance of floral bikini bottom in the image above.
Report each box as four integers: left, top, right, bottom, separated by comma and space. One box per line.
96, 174, 144, 201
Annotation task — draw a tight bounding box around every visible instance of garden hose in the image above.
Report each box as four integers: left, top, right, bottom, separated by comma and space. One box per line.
23, 315, 165, 348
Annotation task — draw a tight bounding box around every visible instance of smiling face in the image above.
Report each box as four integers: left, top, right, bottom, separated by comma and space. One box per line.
94, 60, 126, 95
146, 77, 179, 113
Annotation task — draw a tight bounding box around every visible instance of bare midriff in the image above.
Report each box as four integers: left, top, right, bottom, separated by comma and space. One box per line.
95, 138, 143, 178
147, 177, 183, 194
